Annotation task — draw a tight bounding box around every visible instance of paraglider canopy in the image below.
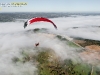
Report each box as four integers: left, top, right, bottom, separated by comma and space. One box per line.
24, 17, 57, 29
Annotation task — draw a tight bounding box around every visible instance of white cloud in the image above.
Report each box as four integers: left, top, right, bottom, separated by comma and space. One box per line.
0, 15, 100, 74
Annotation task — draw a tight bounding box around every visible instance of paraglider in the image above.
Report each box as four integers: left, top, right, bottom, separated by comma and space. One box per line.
24, 17, 57, 29
35, 42, 39, 47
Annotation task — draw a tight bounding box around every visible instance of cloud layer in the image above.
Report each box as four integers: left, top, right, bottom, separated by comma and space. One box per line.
0, 15, 100, 74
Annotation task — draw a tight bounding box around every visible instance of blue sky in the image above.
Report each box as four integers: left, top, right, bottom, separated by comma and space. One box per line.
0, 0, 100, 12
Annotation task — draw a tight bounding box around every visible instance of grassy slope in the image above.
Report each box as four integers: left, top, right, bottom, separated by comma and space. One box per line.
12, 29, 99, 75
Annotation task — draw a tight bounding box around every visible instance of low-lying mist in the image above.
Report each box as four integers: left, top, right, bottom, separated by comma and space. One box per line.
0, 15, 100, 75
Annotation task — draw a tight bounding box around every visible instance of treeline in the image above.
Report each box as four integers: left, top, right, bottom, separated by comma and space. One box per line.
75, 38, 100, 47
0, 13, 14, 22
0, 12, 67, 22
1, 12, 100, 22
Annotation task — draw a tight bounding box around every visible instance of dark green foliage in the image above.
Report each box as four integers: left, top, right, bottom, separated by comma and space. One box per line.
56, 35, 79, 47
36, 51, 49, 64
56, 35, 68, 41
26, 28, 48, 33
12, 57, 20, 63
36, 50, 98, 75
34, 28, 40, 32
12, 48, 99, 75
